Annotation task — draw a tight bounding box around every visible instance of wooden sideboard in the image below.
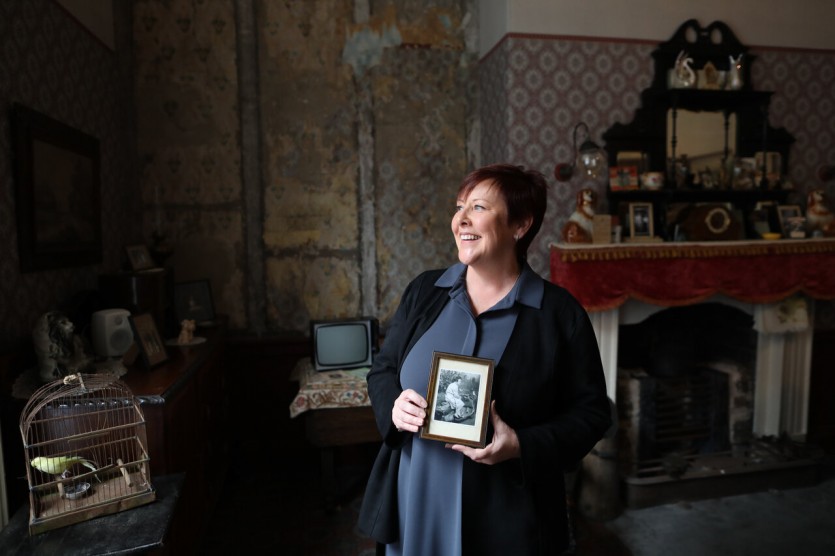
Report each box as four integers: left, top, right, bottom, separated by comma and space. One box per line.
120, 318, 229, 553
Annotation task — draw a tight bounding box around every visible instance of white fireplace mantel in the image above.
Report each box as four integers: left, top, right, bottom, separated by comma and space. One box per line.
551, 239, 835, 440
590, 295, 814, 438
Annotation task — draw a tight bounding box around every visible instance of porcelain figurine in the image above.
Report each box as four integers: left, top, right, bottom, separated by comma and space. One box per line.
806, 188, 835, 236
32, 311, 93, 383
561, 188, 597, 243
177, 319, 196, 344
669, 50, 696, 88
727, 54, 744, 90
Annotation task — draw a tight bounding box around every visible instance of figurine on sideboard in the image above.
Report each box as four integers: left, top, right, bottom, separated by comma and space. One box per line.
806, 188, 835, 237
32, 311, 94, 383
177, 319, 196, 345
562, 188, 597, 243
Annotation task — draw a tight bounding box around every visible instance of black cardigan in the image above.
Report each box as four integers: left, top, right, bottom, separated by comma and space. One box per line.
358, 268, 612, 555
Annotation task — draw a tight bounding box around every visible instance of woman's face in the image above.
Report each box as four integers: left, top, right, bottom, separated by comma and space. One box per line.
452, 180, 522, 269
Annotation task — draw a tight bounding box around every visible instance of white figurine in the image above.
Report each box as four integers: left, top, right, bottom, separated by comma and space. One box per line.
670, 50, 696, 88
177, 319, 196, 345
727, 54, 744, 90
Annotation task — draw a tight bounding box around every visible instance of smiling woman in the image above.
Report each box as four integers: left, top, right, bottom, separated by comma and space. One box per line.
358, 164, 611, 555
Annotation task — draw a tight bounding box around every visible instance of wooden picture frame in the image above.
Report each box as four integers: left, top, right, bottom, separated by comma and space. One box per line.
174, 280, 216, 324
628, 202, 654, 238
129, 313, 168, 368
11, 103, 102, 272
777, 204, 803, 237
125, 244, 155, 271
420, 352, 494, 448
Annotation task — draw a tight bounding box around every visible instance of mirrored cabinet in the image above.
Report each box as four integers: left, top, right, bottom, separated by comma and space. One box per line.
603, 20, 796, 241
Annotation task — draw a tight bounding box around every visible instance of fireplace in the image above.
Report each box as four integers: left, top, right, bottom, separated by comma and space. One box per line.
551, 240, 835, 511
618, 303, 753, 465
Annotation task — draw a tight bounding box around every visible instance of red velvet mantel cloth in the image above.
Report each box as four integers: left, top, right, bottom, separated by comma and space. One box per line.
550, 239, 835, 312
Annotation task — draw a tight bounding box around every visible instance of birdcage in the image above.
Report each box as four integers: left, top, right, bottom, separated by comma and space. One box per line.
19, 373, 155, 534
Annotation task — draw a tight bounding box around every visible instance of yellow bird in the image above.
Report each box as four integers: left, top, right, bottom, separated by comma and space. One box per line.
31, 456, 97, 476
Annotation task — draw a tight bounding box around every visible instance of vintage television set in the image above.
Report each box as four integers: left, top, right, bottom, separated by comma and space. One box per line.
310, 317, 379, 371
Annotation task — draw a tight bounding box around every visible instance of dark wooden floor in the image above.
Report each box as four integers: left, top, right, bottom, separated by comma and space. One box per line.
199, 338, 630, 555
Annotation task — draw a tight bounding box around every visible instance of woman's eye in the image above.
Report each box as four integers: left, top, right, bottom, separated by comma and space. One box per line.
455, 205, 463, 212
474, 204, 485, 211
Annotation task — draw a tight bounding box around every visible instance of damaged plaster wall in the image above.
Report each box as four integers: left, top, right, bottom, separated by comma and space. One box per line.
258, 0, 478, 332
136, 0, 478, 333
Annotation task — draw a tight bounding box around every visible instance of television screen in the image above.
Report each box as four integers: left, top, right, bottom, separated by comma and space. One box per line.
311, 317, 378, 371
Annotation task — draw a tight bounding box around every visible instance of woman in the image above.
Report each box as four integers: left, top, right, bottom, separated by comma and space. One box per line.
358, 164, 611, 555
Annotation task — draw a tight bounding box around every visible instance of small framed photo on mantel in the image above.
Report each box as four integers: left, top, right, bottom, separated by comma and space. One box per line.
420, 352, 494, 448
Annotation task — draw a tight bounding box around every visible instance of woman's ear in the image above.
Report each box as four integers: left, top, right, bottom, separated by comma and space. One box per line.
515, 217, 533, 240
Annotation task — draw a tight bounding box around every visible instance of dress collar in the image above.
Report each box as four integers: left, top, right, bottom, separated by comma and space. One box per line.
434, 262, 543, 309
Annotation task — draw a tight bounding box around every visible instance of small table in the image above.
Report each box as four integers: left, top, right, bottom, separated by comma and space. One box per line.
0, 473, 184, 555
290, 360, 380, 507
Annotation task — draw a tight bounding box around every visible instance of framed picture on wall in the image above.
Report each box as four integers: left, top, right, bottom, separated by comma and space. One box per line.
174, 280, 216, 325
125, 244, 155, 271
11, 103, 102, 272
420, 352, 494, 449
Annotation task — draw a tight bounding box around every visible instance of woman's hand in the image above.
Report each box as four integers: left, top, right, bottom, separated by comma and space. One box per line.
392, 389, 427, 433
448, 401, 520, 464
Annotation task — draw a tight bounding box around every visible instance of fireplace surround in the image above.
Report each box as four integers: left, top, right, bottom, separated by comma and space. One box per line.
552, 239, 835, 509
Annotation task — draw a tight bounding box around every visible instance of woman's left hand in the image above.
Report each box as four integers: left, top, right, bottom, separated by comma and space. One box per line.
447, 401, 520, 465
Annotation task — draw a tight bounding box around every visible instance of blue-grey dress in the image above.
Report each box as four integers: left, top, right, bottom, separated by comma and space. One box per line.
387, 263, 541, 556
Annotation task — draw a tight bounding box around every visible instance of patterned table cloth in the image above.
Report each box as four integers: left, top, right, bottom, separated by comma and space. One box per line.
289, 358, 371, 418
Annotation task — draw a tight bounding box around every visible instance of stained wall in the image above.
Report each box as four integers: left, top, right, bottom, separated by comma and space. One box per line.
135, 0, 478, 333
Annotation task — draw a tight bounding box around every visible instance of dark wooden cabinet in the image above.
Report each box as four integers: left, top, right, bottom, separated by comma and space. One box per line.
120, 319, 229, 553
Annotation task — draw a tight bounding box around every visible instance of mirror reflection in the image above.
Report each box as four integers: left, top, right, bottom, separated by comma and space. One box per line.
667, 109, 736, 173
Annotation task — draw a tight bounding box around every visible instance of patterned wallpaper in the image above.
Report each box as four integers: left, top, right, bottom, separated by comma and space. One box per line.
480, 34, 835, 327
0, 1, 140, 351
133, 0, 246, 329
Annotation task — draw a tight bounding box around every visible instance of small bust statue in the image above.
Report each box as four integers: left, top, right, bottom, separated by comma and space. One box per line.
177, 319, 196, 345
32, 311, 93, 383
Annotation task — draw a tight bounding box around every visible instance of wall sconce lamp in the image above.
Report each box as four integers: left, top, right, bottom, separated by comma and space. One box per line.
554, 122, 607, 181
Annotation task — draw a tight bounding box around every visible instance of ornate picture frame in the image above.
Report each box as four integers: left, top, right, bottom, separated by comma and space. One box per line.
11, 103, 102, 272
420, 352, 494, 448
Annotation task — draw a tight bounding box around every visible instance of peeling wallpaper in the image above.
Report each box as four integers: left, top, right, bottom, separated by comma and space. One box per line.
257, 0, 475, 332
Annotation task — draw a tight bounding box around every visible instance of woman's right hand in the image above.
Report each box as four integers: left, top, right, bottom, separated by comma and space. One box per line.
392, 389, 427, 433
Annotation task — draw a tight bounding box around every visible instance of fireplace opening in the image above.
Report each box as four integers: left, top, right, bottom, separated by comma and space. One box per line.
610, 302, 822, 508
616, 303, 755, 478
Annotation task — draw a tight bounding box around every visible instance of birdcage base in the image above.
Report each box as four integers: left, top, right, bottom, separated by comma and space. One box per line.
28, 471, 156, 535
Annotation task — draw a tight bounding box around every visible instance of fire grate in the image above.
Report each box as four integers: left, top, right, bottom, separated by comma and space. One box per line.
636, 367, 729, 464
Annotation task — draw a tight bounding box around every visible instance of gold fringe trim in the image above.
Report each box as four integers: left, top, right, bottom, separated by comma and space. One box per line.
554, 239, 835, 263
